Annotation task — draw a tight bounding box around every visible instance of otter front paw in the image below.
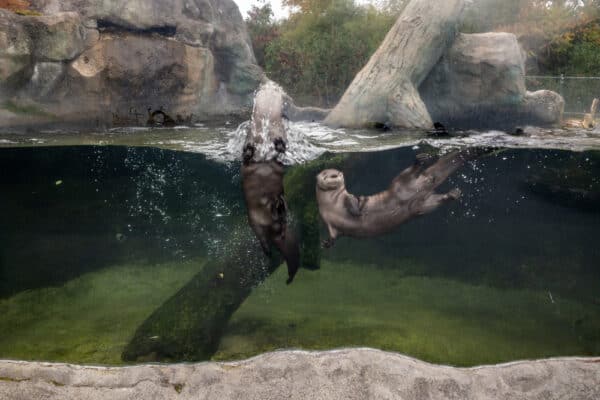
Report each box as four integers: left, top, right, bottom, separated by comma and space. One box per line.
243, 143, 255, 164
273, 137, 286, 153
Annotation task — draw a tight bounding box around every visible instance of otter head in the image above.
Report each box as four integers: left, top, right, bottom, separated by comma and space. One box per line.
317, 169, 345, 191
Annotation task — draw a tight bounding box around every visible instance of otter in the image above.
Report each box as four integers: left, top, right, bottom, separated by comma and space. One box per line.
243, 81, 290, 163
242, 160, 300, 284
316, 150, 487, 247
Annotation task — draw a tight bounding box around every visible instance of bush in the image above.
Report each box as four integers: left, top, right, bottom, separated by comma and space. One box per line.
263, 0, 394, 106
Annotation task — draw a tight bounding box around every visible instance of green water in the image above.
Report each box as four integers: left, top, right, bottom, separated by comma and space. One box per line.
216, 262, 600, 366
0, 145, 598, 366
0, 260, 205, 364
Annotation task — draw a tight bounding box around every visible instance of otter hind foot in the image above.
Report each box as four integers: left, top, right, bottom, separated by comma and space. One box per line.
446, 188, 462, 200
415, 152, 436, 166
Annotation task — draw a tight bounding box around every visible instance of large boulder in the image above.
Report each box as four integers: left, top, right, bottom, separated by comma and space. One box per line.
0, 0, 264, 127
39, 33, 219, 120
324, 0, 467, 129
420, 32, 564, 128
23, 11, 89, 61
0, 9, 32, 93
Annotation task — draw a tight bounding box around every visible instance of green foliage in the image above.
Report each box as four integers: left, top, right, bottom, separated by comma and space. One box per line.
262, 0, 395, 106
245, 3, 279, 68
545, 20, 600, 75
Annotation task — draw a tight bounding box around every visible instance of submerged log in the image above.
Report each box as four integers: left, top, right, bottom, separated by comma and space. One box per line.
324, 0, 466, 129
122, 225, 283, 362
121, 155, 344, 362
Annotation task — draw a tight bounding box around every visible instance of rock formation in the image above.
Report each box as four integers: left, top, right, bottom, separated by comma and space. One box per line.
325, 0, 564, 129
1, 350, 599, 399
1, 0, 567, 130
324, 0, 466, 129
0, 0, 263, 128
420, 32, 564, 128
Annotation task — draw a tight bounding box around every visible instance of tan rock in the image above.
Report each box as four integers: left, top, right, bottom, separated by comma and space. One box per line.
0, 349, 599, 400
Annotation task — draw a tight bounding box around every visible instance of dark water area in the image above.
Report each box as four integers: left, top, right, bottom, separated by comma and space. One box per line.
0, 145, 599, 366
328, 147, 600, 299
0, 146, 244, 297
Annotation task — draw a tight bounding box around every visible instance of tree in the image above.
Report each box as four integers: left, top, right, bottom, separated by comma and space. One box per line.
245, 2, 280, 68
264, 0, 395, 106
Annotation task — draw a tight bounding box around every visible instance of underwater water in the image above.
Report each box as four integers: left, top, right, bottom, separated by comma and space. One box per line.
0, 126, 599, 367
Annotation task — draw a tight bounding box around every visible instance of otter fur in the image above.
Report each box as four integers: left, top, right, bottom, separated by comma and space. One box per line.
316, 150, 486, 247
242, 160, 300, 284
243, 81, 289, 163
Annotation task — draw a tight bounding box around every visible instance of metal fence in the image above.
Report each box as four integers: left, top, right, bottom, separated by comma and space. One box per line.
525, 75, 600, 115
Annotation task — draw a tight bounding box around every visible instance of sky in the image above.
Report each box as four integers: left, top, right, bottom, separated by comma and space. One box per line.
233, 0, 292, 20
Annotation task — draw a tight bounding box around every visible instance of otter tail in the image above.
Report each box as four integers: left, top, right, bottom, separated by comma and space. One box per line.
274, 228, 300, 285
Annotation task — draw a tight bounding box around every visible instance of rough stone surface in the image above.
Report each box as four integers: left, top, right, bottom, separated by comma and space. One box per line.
325, 0, 466, 129
0, 9, 32, 91
20, 61, 64, 99
522, 90, 565, 125
0, 349, 599, 399
0, 0, 263, 127
420, 33, 525, 122
22, 11, 88, 61
420, 32, 564, 128
52, 33, 219, 120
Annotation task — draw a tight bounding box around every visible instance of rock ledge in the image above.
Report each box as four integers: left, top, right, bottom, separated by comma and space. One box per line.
1, 348, 599, 399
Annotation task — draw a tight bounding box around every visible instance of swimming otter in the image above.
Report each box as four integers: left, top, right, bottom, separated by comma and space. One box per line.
242, 160, 300, 284
316, 150, 486, 247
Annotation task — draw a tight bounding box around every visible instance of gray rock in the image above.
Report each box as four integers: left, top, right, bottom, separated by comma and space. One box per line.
0, 10, 95, 100
522, 90, 565, 125
420, 33, 564, 128
325, 0, 467, 129
0, 10, 33, 96
29, 0, 260, 89
59, 33, 219, 119
21, 62, 65, 99
1, 0, 263, 127
0, 349, 599, 399
22, 12, 89, 62
421, 33, 525, 121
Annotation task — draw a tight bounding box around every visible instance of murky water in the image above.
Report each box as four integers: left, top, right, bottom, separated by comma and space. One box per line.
0, 123, 599, 366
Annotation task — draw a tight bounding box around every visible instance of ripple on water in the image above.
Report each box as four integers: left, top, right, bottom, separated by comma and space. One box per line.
1, 122, 600, 164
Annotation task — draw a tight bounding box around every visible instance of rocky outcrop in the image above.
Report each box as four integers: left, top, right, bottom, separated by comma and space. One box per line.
0, 0, 263, 128
1, 350, 599, 399
324, 0, 466, 129
324, 1, 564, 129
420, 32, 564, 128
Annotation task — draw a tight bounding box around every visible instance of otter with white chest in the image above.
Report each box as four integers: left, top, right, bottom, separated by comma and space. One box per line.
316, 150, 486, 247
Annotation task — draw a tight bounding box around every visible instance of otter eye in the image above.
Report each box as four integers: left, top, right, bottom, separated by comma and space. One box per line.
330, 174, 338, 179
